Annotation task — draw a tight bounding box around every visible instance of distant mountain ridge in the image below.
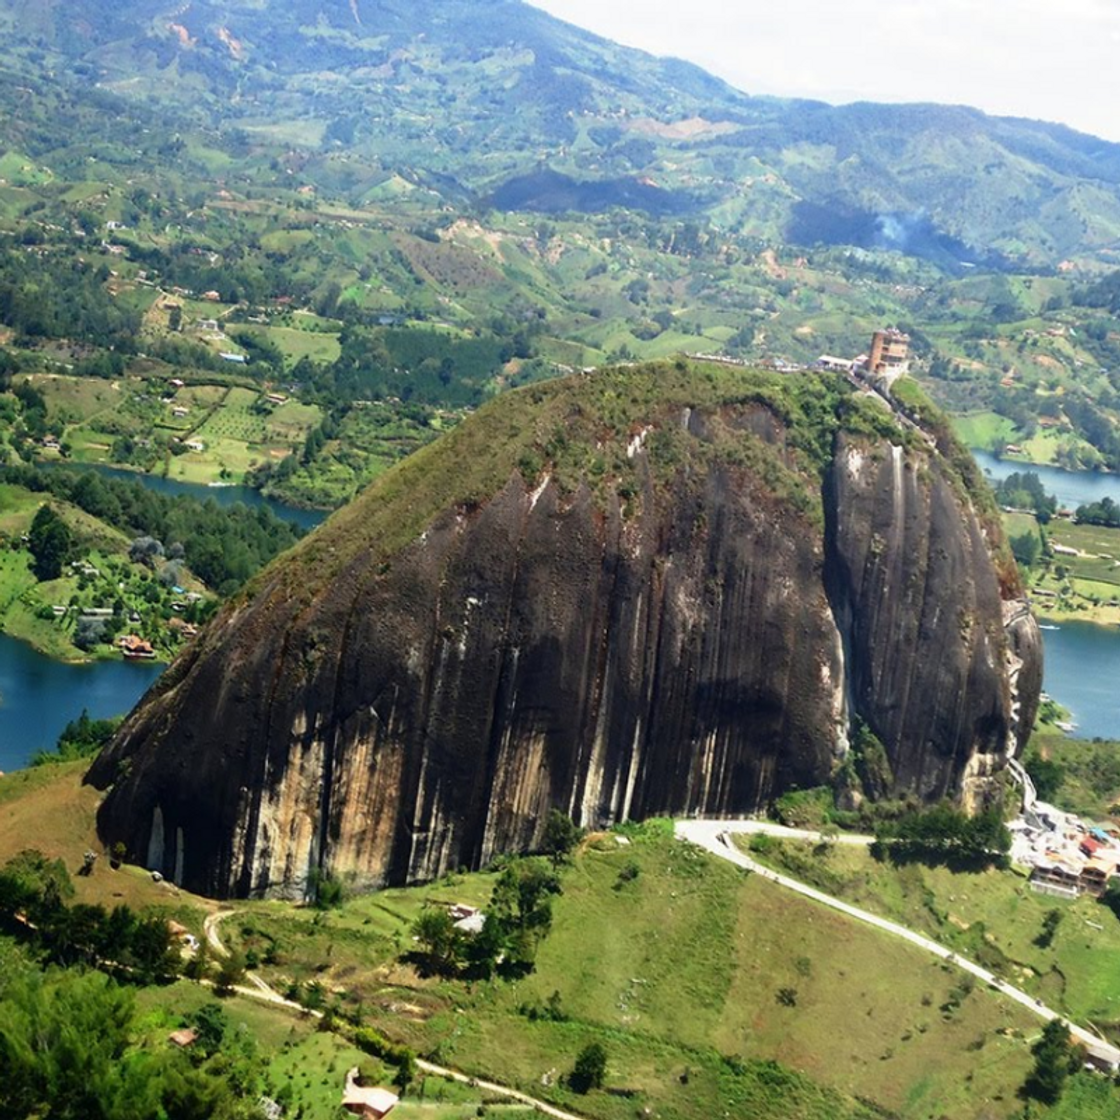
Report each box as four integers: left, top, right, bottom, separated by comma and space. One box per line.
4, 0, 1120, 262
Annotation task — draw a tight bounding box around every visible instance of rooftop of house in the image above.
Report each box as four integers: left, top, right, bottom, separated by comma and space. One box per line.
342, 1069, 398, 1118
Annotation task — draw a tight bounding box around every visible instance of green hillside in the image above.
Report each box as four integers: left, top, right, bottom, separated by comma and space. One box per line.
8, 763, 1118, 1119
3, 0, 1120, 263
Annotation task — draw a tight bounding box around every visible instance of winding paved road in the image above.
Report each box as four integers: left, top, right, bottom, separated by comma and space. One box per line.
676, 818, 1120, 1069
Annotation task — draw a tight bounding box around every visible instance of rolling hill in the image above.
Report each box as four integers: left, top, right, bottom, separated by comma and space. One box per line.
2, 0, 1120, 264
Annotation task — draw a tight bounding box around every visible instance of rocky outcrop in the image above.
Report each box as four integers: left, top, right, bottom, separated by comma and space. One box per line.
87, 366, 1041, 898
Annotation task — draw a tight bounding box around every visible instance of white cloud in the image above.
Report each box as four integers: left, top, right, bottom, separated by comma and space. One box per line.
530, 0, 1120, 141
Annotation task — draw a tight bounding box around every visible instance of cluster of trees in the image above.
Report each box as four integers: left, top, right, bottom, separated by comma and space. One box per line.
569, 1042, 608, 1094
411, 856, 562, 979
27, 504, 73, 580
351, 1026, 417, 1094
0, 248, 142, 348
1075, 495, 1120, 528
872, 805, 1011, 868
992, 471, 1057, 522
1072, 268, 1120, 315
1024, 1018, 1083, 1104
411, 812, 581, 978
0, 968, 266, 1120
29, 708, 120, 767
1023, 751, 1065, 803
0, 849, 179, 982
1061, 396, 1120, 470
0, 465, 302, 594
1009, 527, 1043, 568
317, 324, 517, 410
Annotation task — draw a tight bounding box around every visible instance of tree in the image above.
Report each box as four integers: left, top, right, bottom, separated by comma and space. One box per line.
570, 1042, 607, 1093
411, 908, 462, 974
850, 717, 893, 800
127, 915, 180, 984
541, 809, 581, 865
489, 858, 560, 971
188, 1002, 229, 1057
1035, 908, 1063, 949
308, 868, 345, 909
873, 804, 1010, 868
0, 970, 155, 1120
0, 966, 263, 1119
1025, 1018, 1081, 1103
0, 848, 74, 921
214, 951, 246, 996
1010, 529, 1041, 568
128, 535, 164, 568
27, 504, 72, 580
1024, 753, 1064, 802
74, 616, 108, 651
1102, 878, 1120, 922
461, 913, 506, 980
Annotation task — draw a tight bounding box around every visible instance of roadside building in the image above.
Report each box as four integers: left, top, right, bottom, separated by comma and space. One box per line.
341, 1069, 398, 1119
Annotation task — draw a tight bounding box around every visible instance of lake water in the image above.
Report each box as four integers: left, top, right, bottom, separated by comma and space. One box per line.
0, 633, 162, 773
972, 449, 1120, 510
0, 461, 324, 771
40, 461, 327, 532
1034, 621, 1120, 741
970, 449, 1120, 739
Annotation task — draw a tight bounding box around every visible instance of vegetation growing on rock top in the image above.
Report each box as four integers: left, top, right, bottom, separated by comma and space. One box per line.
251, 360, 935, 601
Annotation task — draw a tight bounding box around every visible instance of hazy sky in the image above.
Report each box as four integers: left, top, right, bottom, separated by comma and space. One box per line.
531, 0, 1120, 143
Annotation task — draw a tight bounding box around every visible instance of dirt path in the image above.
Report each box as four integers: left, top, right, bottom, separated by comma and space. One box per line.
201, 908, 592, 1119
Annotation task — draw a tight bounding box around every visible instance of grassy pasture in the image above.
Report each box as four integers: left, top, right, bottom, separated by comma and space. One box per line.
238, 323, 342, 365
220, 828, 1043, 1119
952, 411, 1019, 450
742, 838, 1120, 1034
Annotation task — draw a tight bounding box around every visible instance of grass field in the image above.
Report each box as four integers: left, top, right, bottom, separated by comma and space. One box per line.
1002, 511, 1037, 539
218, 827, 1045, 1119
165, 436, 262, 482
952, 412, 1021, 452
237, 323, 342, 366
22, 373, 123, 424
0, 763, 207, 921
742, 837, 1120, 1034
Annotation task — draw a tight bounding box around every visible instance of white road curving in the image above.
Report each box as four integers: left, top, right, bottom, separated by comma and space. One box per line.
675, 818, 1120, 1069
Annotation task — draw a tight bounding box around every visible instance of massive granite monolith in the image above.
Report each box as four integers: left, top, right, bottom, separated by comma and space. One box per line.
87, 363, 1041, 898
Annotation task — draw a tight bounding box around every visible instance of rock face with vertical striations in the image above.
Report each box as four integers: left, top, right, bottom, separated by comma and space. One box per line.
86, 363, 1041, 898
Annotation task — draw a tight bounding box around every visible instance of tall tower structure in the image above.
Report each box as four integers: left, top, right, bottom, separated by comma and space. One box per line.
866, 329, 910, 376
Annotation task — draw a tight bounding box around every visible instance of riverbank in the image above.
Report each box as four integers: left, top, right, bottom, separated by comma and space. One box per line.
1036, 604, 1120, 626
